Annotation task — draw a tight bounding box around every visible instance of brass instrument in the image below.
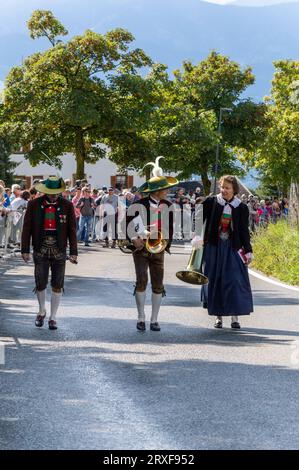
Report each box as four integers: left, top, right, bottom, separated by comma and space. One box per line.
176, 245, 208, 285
118, 230, 168, 255
145, 230, 168, 254
176, 213, 208, 285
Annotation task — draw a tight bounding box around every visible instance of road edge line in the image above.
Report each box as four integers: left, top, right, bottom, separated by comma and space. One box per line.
249, 269, 299, 293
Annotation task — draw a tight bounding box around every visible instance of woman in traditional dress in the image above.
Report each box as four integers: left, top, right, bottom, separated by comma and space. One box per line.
193, 175, 253, 329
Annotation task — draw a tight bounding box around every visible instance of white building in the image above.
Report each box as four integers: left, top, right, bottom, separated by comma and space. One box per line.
11, 152, 145, 190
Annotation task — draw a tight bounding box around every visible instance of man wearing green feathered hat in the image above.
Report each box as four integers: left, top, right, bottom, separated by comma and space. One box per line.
126, 157, 179, 332
21, 176, 78, 330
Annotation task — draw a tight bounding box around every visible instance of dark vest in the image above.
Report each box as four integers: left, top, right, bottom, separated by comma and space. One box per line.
202, 196, 252, 253
21, 195, 78, 256
126, 196, 174, 246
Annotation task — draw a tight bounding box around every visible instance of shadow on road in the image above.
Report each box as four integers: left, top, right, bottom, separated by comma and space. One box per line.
1, 328, 299, 450
1, 299, 297, 350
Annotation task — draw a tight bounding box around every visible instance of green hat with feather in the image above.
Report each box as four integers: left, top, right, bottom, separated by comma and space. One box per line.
35, 176, 66, 195
138, 156, 179, 193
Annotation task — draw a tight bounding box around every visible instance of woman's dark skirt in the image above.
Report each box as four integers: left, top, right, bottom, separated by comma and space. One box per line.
201, 239, 253, 316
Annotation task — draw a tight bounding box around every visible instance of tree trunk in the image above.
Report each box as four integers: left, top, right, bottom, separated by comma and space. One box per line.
75, 129, 86, 179
289, 180, 299, 226
201, 172, 211, 196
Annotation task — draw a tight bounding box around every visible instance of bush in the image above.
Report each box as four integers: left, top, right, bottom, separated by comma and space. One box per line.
252, 221, 299, 286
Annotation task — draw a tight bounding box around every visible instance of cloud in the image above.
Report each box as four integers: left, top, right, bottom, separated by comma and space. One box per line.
201, 1, 233, 4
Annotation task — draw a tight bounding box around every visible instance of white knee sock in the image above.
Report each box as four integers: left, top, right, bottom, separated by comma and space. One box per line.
231, 315, 238, 323
36, 289, 46, 316
50, 291, 62, 321
151, 293, 162, 323
135, 291, 146, 322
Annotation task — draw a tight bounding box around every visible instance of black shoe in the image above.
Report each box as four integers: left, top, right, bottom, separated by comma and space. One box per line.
150, 322, 161, 332
231, 322, 241, 329
35, 314, 46, 327
214, 320, 222, 329
136, 321, 146, 331
84, 243, 90, 247
48, 320, 58, 330
203, 302, 208, 309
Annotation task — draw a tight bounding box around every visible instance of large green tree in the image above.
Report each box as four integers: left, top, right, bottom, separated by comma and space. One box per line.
106, 53, 266, 194
166, 52, 266, 193
103, 63, 170, 177
0, 105, 17, 185
253, 60, 299, 194
0, 137, 16, 186
1, 10, 152, 178
104, 63, 197, 178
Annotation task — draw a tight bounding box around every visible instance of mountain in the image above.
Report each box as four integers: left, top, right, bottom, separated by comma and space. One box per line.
0, 0, 299, 100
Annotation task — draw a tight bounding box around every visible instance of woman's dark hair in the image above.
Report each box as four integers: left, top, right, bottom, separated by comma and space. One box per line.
176, 187, 185, 194
219, 175, 240, 195
21, 190, 30, 201
29, 186, 37, 196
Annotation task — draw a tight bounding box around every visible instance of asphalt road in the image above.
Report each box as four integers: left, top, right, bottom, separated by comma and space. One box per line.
1, 244, 299, 450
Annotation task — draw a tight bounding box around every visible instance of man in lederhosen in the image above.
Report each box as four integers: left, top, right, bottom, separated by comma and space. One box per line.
126, 157, 178, 332
21, 176, 78, 330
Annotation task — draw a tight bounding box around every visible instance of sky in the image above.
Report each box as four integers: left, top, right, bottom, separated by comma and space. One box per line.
200, 1, 236, 3
1, 0, 298, 11
201, 0, 299, 4
0, 0, 298, 94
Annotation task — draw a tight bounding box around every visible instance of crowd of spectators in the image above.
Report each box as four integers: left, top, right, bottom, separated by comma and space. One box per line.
0, 176, 292, 254
240, 194, 289, 232
68, 180, 143, 247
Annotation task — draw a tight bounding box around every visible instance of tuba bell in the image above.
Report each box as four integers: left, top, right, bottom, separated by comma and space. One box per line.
176, 244, 208, 285
118, 231, 168, 255
176, 212, 208, 285
145, 230, 168, 254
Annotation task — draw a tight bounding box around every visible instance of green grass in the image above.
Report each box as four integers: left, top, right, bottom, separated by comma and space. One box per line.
252, 221, 299, 286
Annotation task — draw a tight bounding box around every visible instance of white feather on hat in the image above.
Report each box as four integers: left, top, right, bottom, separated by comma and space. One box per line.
41, 150, 63, 179
143, 156, 164, 177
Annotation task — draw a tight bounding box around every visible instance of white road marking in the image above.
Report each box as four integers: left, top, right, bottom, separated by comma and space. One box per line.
249, 269, 299, 293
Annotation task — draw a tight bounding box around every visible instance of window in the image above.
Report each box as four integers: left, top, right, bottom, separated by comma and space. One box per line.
14, 175, 26, 189
111, 175, 133, 190
33, 175, 43, 185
